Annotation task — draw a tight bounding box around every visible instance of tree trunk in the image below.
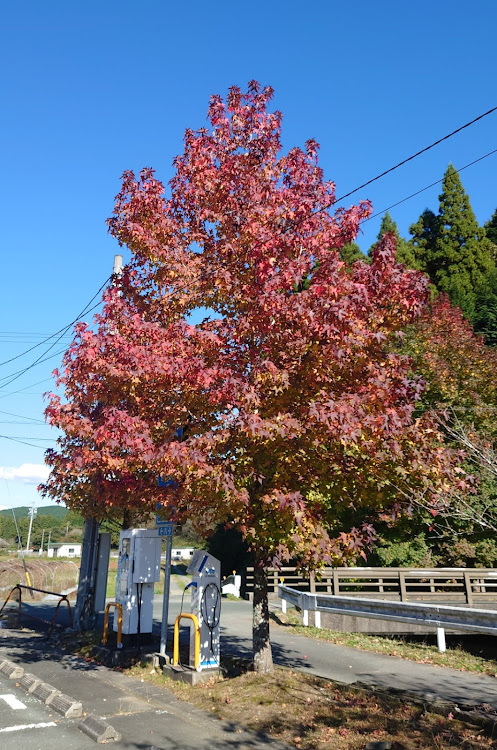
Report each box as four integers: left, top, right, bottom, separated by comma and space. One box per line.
252, 556, 274, 673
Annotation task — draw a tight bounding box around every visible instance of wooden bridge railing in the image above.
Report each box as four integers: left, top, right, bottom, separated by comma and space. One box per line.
242, 567, 497, 606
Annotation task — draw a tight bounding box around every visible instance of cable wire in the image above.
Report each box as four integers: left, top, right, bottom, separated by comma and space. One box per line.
362, 147, 497, 225
0, 378, 54, 400
0, 276, 111, 370
333, 105, 497, 206
3, 107, 495, 390
0, 434, 54, 449
0, 299, 104, 389
128, 106, 497, 307
0, 409, 46, 424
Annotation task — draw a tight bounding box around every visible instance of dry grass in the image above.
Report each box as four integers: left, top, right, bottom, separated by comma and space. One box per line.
275, 611, 497, 677
125, 659, 496, 749
0, 558, 79, 600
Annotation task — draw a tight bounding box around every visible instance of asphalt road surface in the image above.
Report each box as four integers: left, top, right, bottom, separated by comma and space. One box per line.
0, 674, 96, 750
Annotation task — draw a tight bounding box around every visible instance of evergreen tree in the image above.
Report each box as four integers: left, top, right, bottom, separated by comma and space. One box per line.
339, 241, 364, 264
427, 165, 494, 322
473, 272, 497, 346
369, 212, 418, 268
408, 208, 438, 274
484, 208, 497, 249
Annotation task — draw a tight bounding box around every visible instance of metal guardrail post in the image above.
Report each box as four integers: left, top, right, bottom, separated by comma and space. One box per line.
437, 627, 446, 653
399, 571, 407, 601
173, 613, 200, 671
464, 571, 474, 607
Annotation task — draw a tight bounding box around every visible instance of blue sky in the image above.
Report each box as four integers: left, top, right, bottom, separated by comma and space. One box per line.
1, 1, 496, 511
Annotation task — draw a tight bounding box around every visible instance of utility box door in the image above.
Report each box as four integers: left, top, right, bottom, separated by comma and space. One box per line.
132, 535, 161, 583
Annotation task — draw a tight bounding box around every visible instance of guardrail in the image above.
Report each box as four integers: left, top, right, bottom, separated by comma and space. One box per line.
278, 584, 497, 653
244, 567, 497, 605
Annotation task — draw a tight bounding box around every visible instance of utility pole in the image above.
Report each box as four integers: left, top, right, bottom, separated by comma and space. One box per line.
73, 254, 123, 632
25, 504, 37, 554
40, 529, 45, 555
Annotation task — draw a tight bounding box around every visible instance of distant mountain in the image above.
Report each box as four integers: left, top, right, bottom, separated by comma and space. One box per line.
0, 505, 68, 520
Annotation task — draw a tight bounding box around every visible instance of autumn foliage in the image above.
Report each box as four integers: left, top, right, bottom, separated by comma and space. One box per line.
41, 83, 464, 670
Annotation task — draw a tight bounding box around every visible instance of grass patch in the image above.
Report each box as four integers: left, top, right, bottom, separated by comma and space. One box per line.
124, 658, 495, 749
274, 610, 497, 677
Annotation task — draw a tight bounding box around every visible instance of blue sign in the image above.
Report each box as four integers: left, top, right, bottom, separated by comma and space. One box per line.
158, 523, 174, 537
156, 513, 173, 526
157, 476, 178, 489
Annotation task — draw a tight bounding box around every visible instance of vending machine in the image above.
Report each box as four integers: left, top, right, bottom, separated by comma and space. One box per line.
186, 550, 221, 670
114, 528, 162, 635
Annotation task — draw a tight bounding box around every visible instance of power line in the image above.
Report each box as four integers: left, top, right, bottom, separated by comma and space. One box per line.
0, 338, 73, 346
0, 378, 54, 400
3, 105, 496, 392
0, 299, 103, 389
333, 105, 497, 206
0, 421, 50, 425
0, 277, 111, 371
1, 435, 54, 441
0, 435, 54, 449
0, 409, 46, 424
0, 347, 74, 388
362, 147, 497, 226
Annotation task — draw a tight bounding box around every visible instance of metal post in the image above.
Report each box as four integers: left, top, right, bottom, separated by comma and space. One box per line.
159, 534, 172, 655
437, 627, 446, 653
74, 518, 99, 631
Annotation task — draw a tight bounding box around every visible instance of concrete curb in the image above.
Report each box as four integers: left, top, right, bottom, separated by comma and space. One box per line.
0, 657, 121, 742
0, 660, 23, 679
33, 681, 61, 705
50, 692, 83, 718
19, 672, 43, 693
79, 714, 123, 744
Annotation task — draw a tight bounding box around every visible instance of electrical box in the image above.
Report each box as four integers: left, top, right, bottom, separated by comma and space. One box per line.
186, 550, 221, 671
114, 529, 161, 635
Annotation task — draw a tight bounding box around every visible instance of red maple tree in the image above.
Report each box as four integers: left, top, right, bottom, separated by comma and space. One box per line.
41, 83, 463, 671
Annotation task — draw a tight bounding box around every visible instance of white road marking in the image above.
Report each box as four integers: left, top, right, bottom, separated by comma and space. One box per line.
0, 695, 26, 710
0, 721, 57, 733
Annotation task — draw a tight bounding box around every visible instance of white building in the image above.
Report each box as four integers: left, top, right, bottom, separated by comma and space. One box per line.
47, 543, 82, 558
171, 547, 195, 561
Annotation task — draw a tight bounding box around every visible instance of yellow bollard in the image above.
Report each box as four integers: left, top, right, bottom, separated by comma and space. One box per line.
173, 613, 200, 670
103, 602, 123, 648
